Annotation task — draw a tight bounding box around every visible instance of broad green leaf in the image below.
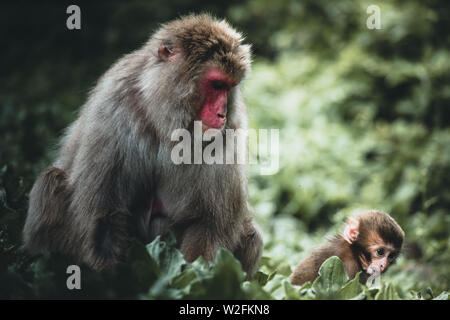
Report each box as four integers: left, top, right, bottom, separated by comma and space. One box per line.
283, 279, 302, 300
263, 274, 286, 300
350, 291, 367, 300
242, 281, 273, 300
375, 283, 401, 300
146, 234, 186, 281
184, 248, 247, 299
267, 270, 277, 282
252, 270, 270, 286
171, 266, 198, 290
362, 286, 379, 300
276, 262, 293, 277
312, 256, 349, 299
339, 272, 364, 299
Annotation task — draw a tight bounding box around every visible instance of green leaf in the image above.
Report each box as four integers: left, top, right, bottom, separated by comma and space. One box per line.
171, 266, 198, 290
276, 262, 293, 277
146, 234, 186, 281
339, 272, 364, 299
283, 279, 302, 300
374, 283, 401, 300
312, 256, 349, 299
267, 270, 277, 282
242, 281, 273, 300
263, 274, 286, 300
144, 235, 190, 299
252, 270, 270, 286
183, 248, 247, 300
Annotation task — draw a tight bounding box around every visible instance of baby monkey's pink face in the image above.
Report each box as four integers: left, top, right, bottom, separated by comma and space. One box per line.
365, 243, 399, 275
343, 214, 403, 276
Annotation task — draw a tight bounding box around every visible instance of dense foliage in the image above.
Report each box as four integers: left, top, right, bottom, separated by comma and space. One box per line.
1, 0, 449, 299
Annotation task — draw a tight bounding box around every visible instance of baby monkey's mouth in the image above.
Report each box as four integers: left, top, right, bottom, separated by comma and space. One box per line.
367, 265, 381, 275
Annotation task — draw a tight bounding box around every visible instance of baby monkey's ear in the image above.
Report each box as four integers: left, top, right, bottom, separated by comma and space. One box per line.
343, 217, 359, 244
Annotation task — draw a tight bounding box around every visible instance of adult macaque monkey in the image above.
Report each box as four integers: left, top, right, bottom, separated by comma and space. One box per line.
290, 210, 404, 286
23, 14, 263, 278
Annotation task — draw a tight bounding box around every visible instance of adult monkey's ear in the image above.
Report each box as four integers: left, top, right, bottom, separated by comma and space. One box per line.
158, 44, 179, 61
343, 217, 359, 244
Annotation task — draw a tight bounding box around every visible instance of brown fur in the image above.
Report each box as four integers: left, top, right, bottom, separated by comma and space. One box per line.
290, 236, 364, 286
290, 210, 404, 286
23, 14, 262, 278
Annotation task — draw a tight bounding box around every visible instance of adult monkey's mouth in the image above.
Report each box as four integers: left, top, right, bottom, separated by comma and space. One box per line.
198, 68, 237, 131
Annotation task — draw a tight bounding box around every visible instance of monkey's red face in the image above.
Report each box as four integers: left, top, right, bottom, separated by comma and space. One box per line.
198, 68, 238, 131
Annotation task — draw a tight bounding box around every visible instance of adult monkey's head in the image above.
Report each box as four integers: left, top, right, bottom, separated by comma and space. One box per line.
138, 14, 252, 135
23, 14, 263, 277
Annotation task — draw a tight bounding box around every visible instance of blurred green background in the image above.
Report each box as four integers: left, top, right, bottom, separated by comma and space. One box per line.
0, 0, 449, 299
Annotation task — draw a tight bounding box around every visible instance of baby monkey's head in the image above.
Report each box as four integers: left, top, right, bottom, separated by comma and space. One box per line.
343, 210, 405, 275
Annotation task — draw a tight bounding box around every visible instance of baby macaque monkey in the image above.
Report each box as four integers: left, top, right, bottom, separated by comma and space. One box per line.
290, 210, 404, 286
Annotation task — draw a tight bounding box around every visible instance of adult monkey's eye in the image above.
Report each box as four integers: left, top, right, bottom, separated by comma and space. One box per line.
376, 248, 385, 256
211, 80, 229, 90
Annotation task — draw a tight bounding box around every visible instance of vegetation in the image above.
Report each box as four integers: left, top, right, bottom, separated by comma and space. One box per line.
1, 0, 449, 299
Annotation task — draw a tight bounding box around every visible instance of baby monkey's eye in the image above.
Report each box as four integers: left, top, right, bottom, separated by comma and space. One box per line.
376, 248, 385, 256
388, 253, 396, 260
